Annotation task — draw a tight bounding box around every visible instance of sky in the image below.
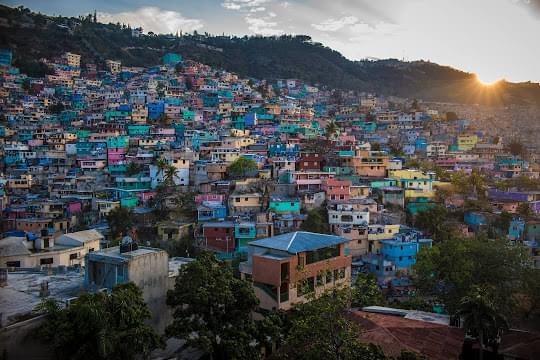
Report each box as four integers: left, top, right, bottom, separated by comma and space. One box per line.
5, 0, 540, 83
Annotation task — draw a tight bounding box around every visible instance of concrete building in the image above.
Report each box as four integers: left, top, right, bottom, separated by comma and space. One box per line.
239, 231, 352, 310
0, 229, 102, 268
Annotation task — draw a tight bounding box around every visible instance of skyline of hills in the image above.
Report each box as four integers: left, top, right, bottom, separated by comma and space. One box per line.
1, 4, 540, 106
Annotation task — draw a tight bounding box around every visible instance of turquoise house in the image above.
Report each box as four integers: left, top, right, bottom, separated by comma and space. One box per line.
235, 222, 257, 253
407, 198, 436, 216
128, 124, 150, 136
269, 198, 301, 213
107, 136, 130, 148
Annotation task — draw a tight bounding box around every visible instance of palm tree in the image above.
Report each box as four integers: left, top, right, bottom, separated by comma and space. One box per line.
457, 288, 508, 360
163, 164, 177, 187
156, 158, 169, 180
325, 121, 338, 140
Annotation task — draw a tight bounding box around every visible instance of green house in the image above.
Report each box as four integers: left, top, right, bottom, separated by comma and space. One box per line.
128, 124, 150, 136
107, 136, 130, 149
183, 110, 196, 122
269, 198, 301, 214
120, 197, 139, 208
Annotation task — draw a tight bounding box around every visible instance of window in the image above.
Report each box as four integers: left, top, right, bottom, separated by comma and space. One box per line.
316, 274, 324, 286
235, 198, 240, 202
69, 253, 79, 260
325, 270, 333, 283
43, 238, 50, 248
305, 245, 340, 264
6, 261, 20, 267
244, 197, 248, 201
40, 258, 53, 265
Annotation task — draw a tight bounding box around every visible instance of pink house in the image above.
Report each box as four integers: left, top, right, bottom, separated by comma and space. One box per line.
107, 148, 127, 165
67, 202, 82, 214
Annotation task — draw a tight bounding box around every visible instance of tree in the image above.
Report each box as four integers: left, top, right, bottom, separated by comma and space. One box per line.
166, 252, 263, 360
414, 234, 532, 317
352, 273, 384, 308
228, 157, 258, 178
300, 206, 330, 234
325, 121, 338, 140
389, 144, 405, 157
517, 202, 532, 217
125, 162, 143, 176
411, 98, 420, 111
163, 163, 178, 187
493, 211, 512, 234
508, 139, 525, 157
169, 190, 198, 222
35, 283, 163, 360
413, 205, 453, 242
277, 289, 387, 360
107, 206, 134, 240
457, 287, 508, 360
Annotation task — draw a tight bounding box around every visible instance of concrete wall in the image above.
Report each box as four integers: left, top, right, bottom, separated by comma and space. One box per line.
0, 316, 52, 360
127, 250, 170, 332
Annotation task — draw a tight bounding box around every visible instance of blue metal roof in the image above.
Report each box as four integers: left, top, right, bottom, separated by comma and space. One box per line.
250, 231, 349, 254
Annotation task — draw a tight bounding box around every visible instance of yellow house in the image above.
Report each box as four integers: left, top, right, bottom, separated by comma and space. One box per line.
457, 134, 478, 151
350, 185, 371, 198
7, 175, 32, 189
96, 199, 120, 218
368, 224, 401, 254
230, 128, 250, 137
229, 193, 262, 214
221, 137, 256, 148
388, 169, 434, 192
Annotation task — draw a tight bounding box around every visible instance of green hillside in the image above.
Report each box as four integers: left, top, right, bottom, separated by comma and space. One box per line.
1, 5, 540, 106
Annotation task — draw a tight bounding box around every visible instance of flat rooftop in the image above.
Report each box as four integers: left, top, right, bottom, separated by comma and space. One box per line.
0, 269, 84, 327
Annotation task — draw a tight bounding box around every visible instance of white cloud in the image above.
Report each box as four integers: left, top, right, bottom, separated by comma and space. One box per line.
222, 0, 269, 12
349, 22, 399, 37
98, 7, 203, 34
312, 16, 359, 32
245, 15, 283, 35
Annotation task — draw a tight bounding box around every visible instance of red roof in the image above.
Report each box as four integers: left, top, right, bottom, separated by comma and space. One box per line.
349, 311, 464, 360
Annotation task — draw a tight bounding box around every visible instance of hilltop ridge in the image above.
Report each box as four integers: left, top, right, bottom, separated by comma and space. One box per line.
1, 4, 540, 106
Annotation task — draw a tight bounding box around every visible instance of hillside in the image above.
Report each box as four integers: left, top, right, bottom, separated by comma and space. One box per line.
1, 5, 540, 106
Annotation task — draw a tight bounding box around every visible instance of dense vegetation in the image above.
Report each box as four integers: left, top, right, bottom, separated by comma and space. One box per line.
2, 5, 540, 105
35, 283, 163, 360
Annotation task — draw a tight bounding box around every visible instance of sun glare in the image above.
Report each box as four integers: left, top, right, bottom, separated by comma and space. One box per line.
475, 74, 500, 86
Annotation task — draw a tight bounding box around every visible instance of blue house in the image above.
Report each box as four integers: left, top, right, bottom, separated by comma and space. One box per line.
508, 218, 525, 241
380, 230, 432, 270
197, 201, 227, 221
147, 101, 165, 121
464, 211, 488, 232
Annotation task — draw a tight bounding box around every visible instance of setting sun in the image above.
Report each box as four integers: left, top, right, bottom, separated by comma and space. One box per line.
475, 74, 501, 86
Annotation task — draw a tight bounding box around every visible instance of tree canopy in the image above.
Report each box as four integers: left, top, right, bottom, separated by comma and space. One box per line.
414, 234, 532, 317
106, 206, 134, 240
300, 206, 330, 234
166, 252, 265, 359
275, 289, 387, 360
35, 283, 163, 360
228, 157, 258, 178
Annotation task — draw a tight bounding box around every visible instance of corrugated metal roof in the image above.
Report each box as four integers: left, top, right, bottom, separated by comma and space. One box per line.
249, 231, 349, 254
